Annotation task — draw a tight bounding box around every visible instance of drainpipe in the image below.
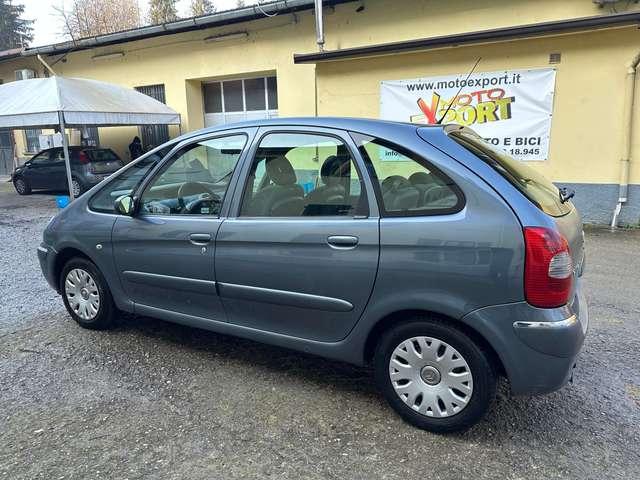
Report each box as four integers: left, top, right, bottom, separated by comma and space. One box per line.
611, 50, 640, 229
314, 0, 325, 51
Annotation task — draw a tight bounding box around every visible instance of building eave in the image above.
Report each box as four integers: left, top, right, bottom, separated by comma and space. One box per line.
293, 10, 640, 64
0, 48, 24, 61
19, 0, 355, 58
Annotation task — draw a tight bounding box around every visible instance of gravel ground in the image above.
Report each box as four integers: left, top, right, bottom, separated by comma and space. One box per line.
1, 180, 639, 480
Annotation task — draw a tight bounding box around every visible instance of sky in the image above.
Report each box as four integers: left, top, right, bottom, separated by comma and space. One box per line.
19, 0, 260, 47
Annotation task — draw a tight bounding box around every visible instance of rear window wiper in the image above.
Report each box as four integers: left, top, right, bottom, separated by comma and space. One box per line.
559, 187, 575, 203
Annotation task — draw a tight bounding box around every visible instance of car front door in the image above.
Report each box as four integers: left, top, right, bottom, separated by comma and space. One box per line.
112, 130, 253, 322
24, 150, 53, 189
214, 127, 380, 342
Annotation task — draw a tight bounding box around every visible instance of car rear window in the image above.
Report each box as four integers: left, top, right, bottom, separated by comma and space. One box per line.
450, 131, 571, 217
87, 149, 120, 162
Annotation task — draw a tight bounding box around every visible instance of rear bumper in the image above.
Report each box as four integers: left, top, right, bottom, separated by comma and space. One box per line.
37, 243, 59, 292
461, 280, 588, 395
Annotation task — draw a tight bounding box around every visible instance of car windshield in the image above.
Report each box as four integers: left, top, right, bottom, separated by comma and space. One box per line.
450, 131, 571, 217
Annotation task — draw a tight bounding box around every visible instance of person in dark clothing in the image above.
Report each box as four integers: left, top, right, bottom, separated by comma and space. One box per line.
128, 136, 143, 160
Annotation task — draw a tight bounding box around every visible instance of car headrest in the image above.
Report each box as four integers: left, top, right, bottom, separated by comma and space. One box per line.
266, 155, 297, 186
409, 171, 433, 185
320, 155, 351, 186
381, 175, 411, 192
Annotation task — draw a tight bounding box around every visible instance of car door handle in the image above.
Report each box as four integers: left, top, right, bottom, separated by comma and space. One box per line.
327, 235, 359, 249
189, 233, 211, 245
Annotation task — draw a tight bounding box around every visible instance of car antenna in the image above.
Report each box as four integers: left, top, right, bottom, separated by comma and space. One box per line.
436, 57, 482, 124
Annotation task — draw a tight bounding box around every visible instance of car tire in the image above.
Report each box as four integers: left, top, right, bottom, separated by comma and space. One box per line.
60, 257, 116, 330
374, 317, 497, 433
70, 177, 84, 197
13, 177, 31, 195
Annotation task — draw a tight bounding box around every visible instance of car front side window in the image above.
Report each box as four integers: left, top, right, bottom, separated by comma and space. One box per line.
89, 146, 173, 214
30, 151, 52, 164
139, 135, 246, 216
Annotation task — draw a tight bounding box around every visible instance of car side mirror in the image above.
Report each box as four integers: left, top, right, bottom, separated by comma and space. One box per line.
114, 195, 135, 216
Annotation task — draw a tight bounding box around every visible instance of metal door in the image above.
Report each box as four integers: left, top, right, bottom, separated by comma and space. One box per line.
0, 129, 13, 176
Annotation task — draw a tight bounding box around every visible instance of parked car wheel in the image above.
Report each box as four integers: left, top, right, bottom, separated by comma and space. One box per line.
60, 257, 116, 330
374, 318, 497, 433
70, 177, 83, 197
13, 177, 31, 195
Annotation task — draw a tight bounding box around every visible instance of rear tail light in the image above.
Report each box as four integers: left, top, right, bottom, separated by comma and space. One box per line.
78, 151, 90, 164
524, 227, 573, 308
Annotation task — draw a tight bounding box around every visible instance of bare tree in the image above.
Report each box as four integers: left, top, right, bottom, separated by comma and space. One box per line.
56, 0, 141, 40
191, 0, 215, 17
236, 0, 246, 8
148, 0, 179, 25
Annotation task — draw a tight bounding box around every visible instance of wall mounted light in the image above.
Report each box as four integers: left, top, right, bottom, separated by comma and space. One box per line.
91, 51, 125, 61
204, 32, 248, 43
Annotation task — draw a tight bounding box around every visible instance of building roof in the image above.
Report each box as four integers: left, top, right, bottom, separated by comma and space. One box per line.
19, 0, 355, 58
0, 48, 24, 61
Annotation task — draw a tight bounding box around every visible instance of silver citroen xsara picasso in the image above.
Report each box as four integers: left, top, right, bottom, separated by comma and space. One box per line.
38, 118, 588, 433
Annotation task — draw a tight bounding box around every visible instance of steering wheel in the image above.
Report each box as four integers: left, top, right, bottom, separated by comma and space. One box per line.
183, 194, 222, 215
177, 182, 213, 211
177, 181, 221, 214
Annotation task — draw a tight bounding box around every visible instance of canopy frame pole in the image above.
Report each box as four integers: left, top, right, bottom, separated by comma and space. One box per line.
58, 111, 75, 201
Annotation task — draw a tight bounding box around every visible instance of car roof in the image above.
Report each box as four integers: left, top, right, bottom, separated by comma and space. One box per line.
177, 117, 444, 142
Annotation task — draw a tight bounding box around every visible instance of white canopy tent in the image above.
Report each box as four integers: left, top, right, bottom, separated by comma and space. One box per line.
0, 76, 181, 199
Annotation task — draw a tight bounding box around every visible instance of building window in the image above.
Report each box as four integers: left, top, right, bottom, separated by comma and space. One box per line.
135, 84, 170, 152
203, 75, 278, 127
79, 127, 100, 147
24, 129, 42, 153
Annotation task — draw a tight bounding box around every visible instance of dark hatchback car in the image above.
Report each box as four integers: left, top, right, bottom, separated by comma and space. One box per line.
12, 146, 123, 197
37, 118, 588, 433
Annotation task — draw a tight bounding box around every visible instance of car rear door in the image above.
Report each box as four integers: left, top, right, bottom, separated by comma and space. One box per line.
49, 148, 71, 189
112, 130, 254, 322
214, 126, 380, 342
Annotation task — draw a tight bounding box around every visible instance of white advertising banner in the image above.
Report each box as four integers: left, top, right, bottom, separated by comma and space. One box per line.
380, 68, 556, 161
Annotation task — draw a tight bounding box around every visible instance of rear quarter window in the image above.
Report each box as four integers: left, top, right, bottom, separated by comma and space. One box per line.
450, 131, 571, 217
351, 132, 464, 217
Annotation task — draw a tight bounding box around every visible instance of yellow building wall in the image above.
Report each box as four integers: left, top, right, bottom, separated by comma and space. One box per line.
316, 26, 640, 185
322, 0, 639, 51
0, 12, 322, 162
0, 0, 638, 186
0, 56, 45, 159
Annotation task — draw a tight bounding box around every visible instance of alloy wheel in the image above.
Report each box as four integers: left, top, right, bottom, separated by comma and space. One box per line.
65, 268, 100, 320
15, 179, 26, 194
388, 336, 474, 418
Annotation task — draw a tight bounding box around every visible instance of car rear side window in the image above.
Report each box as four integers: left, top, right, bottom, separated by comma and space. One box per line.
450, 131, 571, 217
239, 132, 368, 217
351, 133, 463, 217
